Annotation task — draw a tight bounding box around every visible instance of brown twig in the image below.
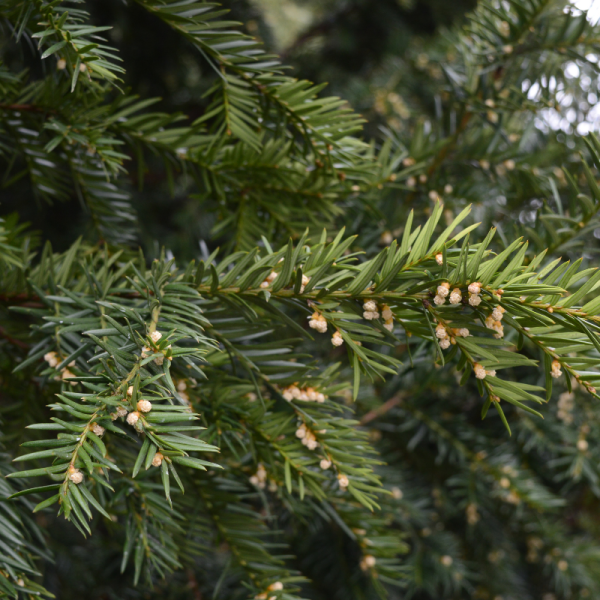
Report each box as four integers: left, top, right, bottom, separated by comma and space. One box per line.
0, 326, 30, 349
279, 4, 356, 61
360, 393, 405, 425
0, 103, 53, 115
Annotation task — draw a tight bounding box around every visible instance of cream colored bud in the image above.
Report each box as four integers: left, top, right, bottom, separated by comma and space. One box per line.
44, 351, 59, 367
338, 474, 349, 488
332, 331, 344, 347
57, 58, 67, 70
363, 300, 377, 312
69, 469, 83, 484
268, 582, 283, 591
474, 363, 486, 380
468, 293, 481, 307
152, 452, 164, 467
437, 284, 450, 298
435, 253, 443, 265
126, 411, 140, 425
91, 423, 105, 436
150, 331, 162, 343
363, 310, 379, 320
381, 307, 393, 320
320, 459, 331, 470
380, 231, 393, 245
137, 400, 152, 413
435, 325, 448, 339
449, 288, 462, 304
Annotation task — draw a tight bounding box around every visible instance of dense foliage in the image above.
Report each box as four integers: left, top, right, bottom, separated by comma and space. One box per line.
2, 1, 600, 599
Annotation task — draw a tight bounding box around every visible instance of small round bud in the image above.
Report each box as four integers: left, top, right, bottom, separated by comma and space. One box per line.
44, 351, 59, 367
150, 331, 162, 343
380, 231, 393, 245
474, 363, 486, 380
381, 306, 393, 321
437, 283, 450, 298
363, 300, 377, 312
152, 452, 164, 467
57, 58, 67, 70
91, 423, 105, 436
320, 459, 331, 470
69, 469, 83, 484
332, 331, 344, 347
137, 400, 152, 413
469, 293, 482, 307
126, 411, 140, 425
449, 288, 462, 304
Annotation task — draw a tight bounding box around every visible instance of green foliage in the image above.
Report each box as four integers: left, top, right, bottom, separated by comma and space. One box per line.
2, 0, 600, 599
